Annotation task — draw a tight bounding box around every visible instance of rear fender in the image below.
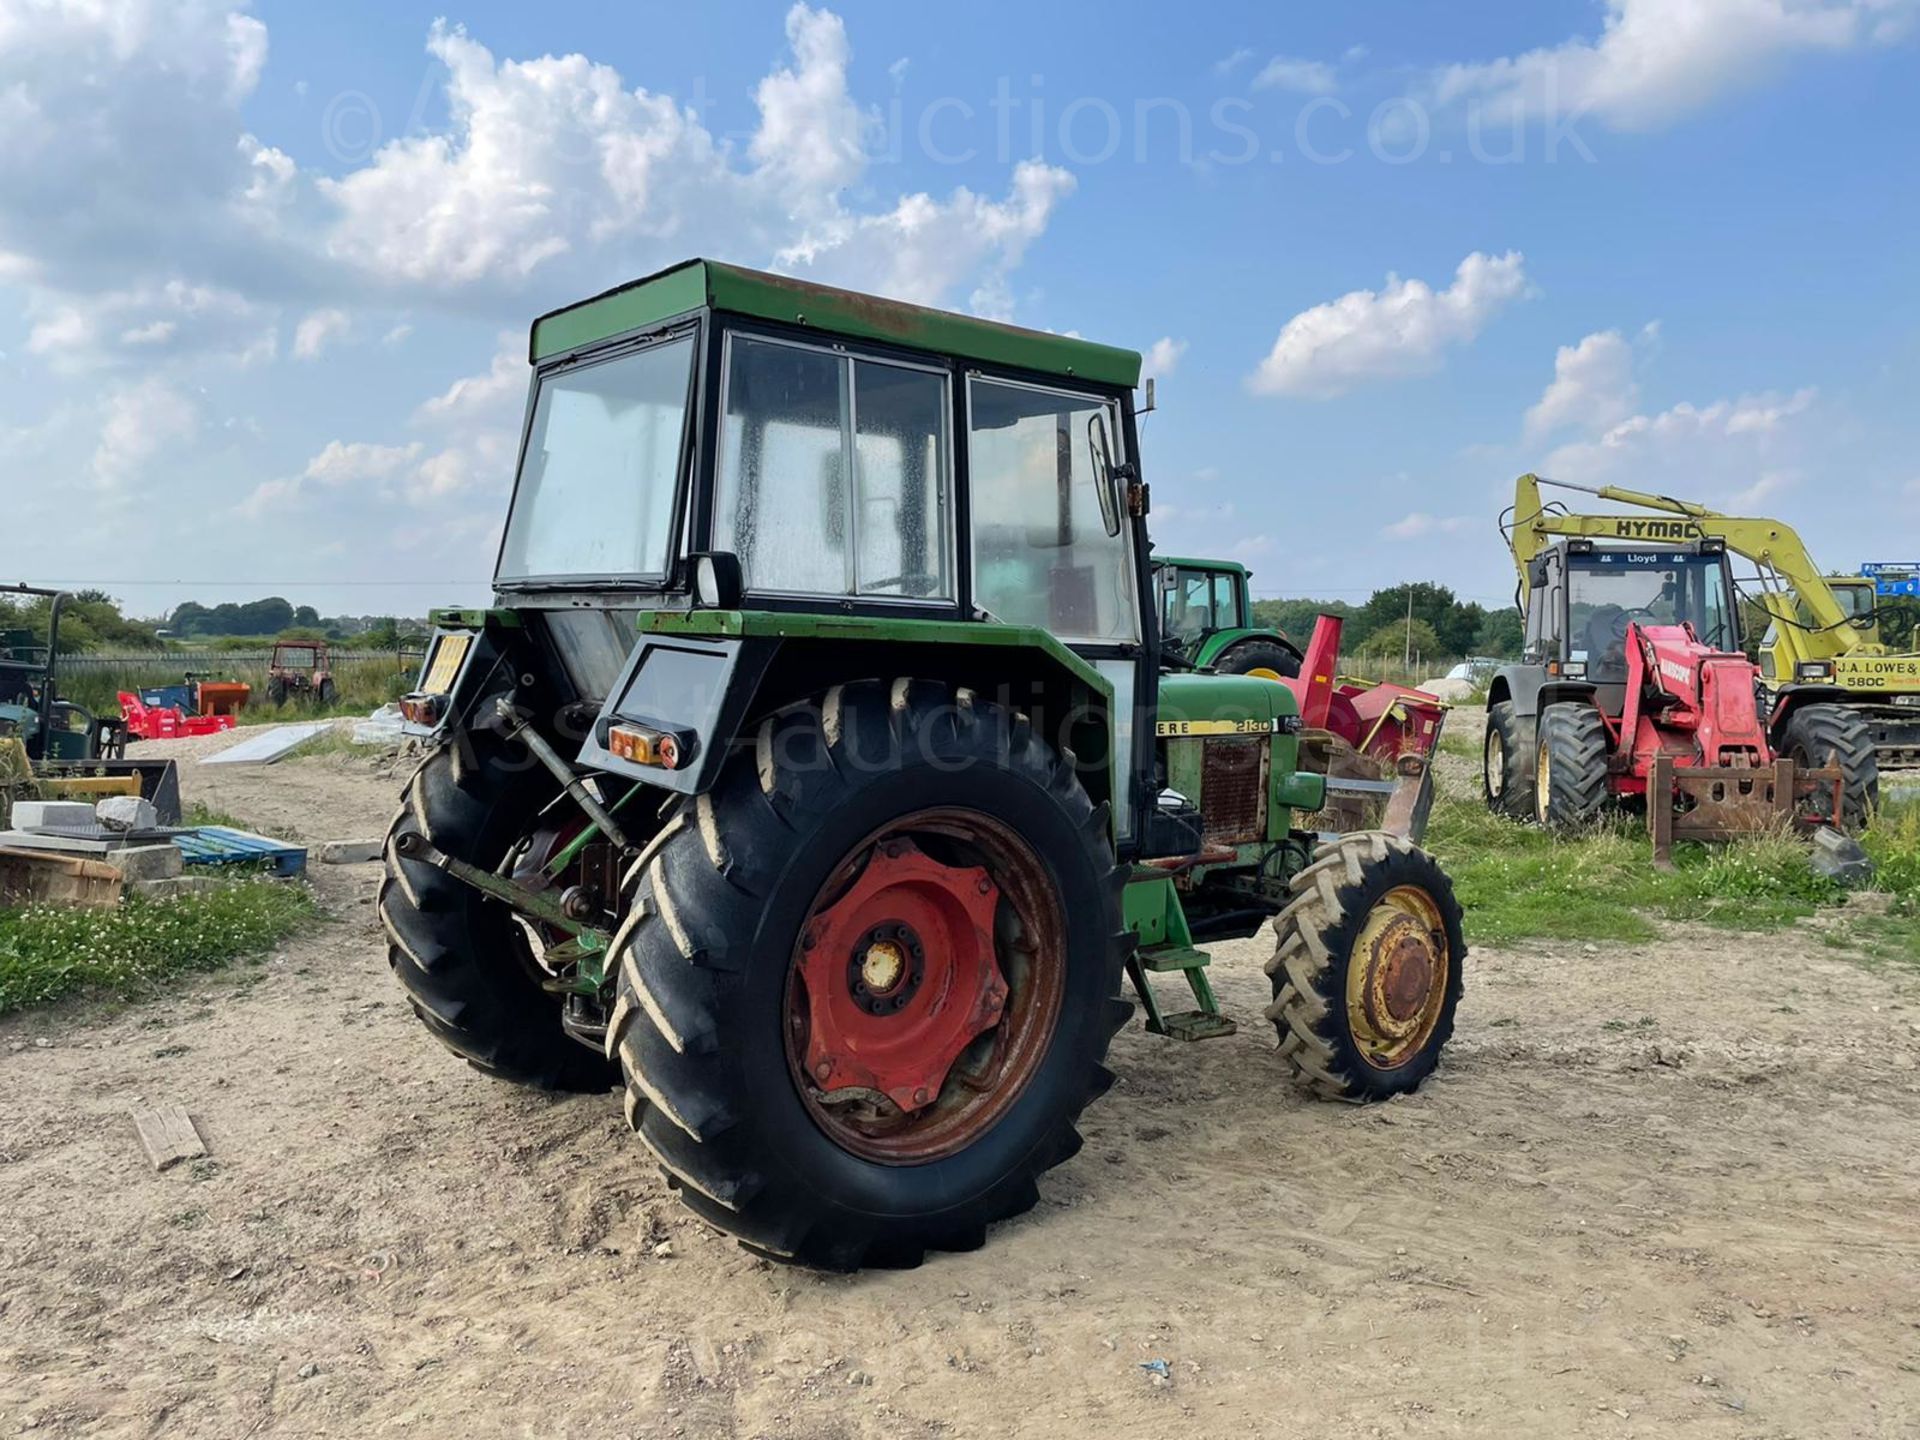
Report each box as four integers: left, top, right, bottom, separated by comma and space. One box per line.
582, 613, 1122, 814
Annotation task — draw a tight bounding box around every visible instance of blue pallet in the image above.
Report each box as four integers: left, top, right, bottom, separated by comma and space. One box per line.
172, 826, 308, 878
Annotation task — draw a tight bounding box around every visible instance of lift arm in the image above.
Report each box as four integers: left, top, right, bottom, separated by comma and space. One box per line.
1508, 474, 1862, 642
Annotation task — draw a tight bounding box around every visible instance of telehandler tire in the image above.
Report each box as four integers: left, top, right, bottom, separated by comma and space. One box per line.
1217, 639, 1300, 680
380, 740, 619, 1093
606, 678, 1132, 1271
1778, 703, 1878, 829
1265, 831, 1465, 1101
1481, 701, 1533, 819
1535, 703, 1610, 829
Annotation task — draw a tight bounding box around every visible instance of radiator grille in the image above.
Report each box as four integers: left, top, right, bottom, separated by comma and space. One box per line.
1201, 738, 1268, 844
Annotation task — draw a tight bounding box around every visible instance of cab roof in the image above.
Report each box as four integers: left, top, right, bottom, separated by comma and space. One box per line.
529, 258, 1142, 390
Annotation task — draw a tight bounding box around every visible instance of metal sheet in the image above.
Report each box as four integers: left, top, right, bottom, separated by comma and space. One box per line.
198, 722, 333, 765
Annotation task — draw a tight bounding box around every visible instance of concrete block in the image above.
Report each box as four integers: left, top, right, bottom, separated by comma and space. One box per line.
102, 844, 184, 882
132, 875, 224, 899
319, 839, 383, 865
12, 800, 96, 830
96, 795, 160, 832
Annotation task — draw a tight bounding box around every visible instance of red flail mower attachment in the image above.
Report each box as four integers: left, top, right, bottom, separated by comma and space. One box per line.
1275, 614, 1449, 842
117, 691, 237, 742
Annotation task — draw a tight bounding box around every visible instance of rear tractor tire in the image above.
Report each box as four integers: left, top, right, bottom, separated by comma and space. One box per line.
1535, 703, 1610, 829
1778, 703, 1878, 830
1266, 832, 1465, 1101
1217, 639, 1301, 681
606, 678, 1133, 1271
1481, 700, 1534, 819
381, 740, 620, 1094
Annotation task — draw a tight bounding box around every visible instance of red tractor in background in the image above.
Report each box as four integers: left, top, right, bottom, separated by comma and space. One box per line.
266, 640, 337, 706
1485, 536, 1877, 861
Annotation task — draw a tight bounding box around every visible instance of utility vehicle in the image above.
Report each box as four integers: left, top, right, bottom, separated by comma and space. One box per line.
1484, 477, 1876, 846
385, 262, 1465, 1269
1506, 474, 1919, 770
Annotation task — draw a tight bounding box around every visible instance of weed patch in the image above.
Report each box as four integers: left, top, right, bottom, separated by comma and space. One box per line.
0, 879, 317, 1014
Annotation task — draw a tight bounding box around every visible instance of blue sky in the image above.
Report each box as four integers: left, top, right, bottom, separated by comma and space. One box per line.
2, 0, 1915, 618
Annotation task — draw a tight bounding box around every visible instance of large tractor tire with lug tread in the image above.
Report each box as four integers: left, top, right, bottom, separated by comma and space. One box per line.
1265, 832, 1465, 1101
1482, 700, 1534, 819
381, 740, 619, 1093
1778, 703, 1878, 829
606, 678, 1132, 1271
1216, 639, 1301, 681
266, 676, 288, 706
1535, 703, 1611, 829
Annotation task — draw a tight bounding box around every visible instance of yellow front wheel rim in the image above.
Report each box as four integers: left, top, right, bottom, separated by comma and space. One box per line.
1345, 885, 1451, 1070
1486, 729, 1506, 797
1535, 737, 1552, 823
1246, 666, 1284, 681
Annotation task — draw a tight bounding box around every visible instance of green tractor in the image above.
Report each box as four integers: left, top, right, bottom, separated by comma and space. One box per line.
1155, 556, 1303, 678
386, 261, 1465, 1269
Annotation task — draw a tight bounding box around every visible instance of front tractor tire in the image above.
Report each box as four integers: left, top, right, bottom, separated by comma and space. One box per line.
606, 679, 1132, 1271
1535, 703, 1611, 829
1777, 703, 1878, 830
1217, 639, 1301, 681
1481, 700, 1534, 819
1265, 832, 1466, 1101
381, 741, 619, 1094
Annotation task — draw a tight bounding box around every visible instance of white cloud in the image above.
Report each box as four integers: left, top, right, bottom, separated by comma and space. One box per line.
413, 336, 525, 425
237, 437, 425, 516
1249, 251, 1528, 398
1383, 512, 1473, 541
1433, 0, 1916, 132
314, 7, 1067, 316
1253, 55, 1339, 94
1525, 329, 1639, 439
382, 323, 413, 346
1213, 46, 1256, 76
293, 308, 349, 360
1144, 336, 1188, 377
92, 378, 199, 487
1541, 388, 1818, 500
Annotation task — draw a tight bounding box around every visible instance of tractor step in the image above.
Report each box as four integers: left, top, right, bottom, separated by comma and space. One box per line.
1149, 1009, 1238, 1042
1137, 944, 1212, 973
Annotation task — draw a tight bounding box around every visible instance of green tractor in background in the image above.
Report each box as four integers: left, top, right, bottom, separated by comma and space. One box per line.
1155, 556, 1303, 679
385, 261, 1464, 1270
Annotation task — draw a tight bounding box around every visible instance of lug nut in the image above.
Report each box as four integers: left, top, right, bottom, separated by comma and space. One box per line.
913, 1087, 929, 1105
814, 1061, 832, 1081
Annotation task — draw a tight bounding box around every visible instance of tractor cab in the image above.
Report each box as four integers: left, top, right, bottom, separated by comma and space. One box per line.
1524, 539, 1738, 698
1150, 557, 1301, 678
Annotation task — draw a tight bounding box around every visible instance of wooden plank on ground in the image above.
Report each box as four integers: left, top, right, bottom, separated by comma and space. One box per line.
130, 1104, 206, 1171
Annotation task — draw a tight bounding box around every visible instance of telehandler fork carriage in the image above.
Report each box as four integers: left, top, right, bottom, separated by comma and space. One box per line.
381, 260, 1467, 1269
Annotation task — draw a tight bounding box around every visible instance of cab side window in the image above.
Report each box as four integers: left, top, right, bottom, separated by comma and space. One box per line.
967, 377, 1139, 644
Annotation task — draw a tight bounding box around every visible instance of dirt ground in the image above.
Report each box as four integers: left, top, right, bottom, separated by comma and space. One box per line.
2, 726, 1918, 1438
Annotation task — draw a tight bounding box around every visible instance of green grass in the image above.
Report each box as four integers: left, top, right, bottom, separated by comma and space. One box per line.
1425, 796, 1871, 946
0, 879, 318, 1015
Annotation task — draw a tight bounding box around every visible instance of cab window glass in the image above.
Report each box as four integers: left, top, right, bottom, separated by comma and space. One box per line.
715, 335, 953, 598
968, 378, 1138, 643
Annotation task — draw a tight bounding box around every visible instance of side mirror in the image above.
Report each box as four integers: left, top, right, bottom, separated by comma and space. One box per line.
1087, 412, 1123, 539
690, 552, 744, 608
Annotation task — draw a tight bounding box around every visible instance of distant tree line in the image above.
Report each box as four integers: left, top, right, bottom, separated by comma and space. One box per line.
0, 589, 427, 653
1252, 582, 1525, 660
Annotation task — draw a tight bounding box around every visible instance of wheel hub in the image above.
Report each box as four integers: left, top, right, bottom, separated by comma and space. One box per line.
796, 840, 1005, 1114
1359, 914, 1437, 1041
1346, 884, 1451, 1069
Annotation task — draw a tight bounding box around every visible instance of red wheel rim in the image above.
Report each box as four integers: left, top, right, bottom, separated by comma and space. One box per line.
784, 807, 1065, 1165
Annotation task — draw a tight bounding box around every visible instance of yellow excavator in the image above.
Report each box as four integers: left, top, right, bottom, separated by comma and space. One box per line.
1503, 474, 1920, 773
